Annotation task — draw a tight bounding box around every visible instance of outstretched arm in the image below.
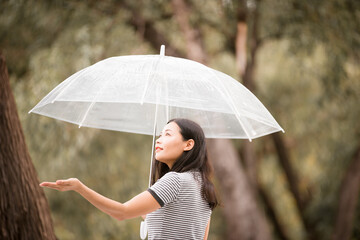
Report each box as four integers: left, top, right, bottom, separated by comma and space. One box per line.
40, 178, 160, 221
204, 217, 210, 240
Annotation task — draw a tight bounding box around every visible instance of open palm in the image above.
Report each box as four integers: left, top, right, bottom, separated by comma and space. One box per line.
40, 178, 81, 192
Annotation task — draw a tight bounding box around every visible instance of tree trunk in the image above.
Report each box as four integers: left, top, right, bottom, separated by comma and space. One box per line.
236, 0, 259, 192
272, 132, 318, 239
235, 3, 274, 239
258, 184, 289, 240
236, 0, 316, 238
331, 145, 360, 240
235, 3, 259, 189
171, 0, 207, 63
207, 139, 272, 240
0, 53, 57, 240
171, 1, 272, 239
271, 133, 308, 211
235, 21, 247, 75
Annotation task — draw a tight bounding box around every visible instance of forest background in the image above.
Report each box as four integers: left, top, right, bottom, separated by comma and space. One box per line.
1, 0, 360, 240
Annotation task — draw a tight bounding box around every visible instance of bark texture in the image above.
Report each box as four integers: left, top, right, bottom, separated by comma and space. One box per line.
272, 132, 317, 239
207, 139, 272, 240
0, 53, 56, 240
171, 0, 207, 63
258, 184, 289, 240
332, 145, 360, 240
236, 0, 259, 193
272, 133, 308, 211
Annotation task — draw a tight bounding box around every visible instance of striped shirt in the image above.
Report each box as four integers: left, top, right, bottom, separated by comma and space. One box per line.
146, 171, 211, 240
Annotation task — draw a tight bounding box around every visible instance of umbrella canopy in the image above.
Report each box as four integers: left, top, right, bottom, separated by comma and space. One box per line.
29, 46, 283, 141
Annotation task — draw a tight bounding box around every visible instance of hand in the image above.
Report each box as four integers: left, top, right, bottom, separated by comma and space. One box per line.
39, 178, 82, 192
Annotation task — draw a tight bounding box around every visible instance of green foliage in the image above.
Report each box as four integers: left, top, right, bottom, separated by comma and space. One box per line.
256, 18, 360, 240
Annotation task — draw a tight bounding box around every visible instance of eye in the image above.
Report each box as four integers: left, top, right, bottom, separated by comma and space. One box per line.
165, 132, 171, 136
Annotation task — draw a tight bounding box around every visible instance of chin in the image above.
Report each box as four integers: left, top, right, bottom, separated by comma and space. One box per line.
155, 158, 166, 164
155, 156, 163, 163
155, 157, 169, 166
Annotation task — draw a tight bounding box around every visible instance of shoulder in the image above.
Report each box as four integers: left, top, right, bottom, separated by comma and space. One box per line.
153, 171, 182, 189
162, 171, 181, 178
163, 170, 198, 178
160, 171, 181, 182
148, 171, 183, 206
169, 171, 202, 184
159, 170, 201, 183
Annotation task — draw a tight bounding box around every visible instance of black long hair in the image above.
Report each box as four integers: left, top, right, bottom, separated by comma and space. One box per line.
150, 118, 219, 210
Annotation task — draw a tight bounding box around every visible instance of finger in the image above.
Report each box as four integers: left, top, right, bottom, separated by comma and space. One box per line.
40, 184, 58, 189
56, 180, 71, 186
41, 185, 62, 191
41, 182, 64, 190
40, 182, 56, 187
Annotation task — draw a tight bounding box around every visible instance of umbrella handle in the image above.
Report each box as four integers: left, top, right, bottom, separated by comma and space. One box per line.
141, 46, 164, 239
140, 220, 148, 239
141, 97, 158, 239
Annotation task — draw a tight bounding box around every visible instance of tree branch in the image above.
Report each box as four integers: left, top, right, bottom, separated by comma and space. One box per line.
332, 144, 360, 240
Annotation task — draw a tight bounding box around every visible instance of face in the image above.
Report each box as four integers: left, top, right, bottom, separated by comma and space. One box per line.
155, 122, 193, 169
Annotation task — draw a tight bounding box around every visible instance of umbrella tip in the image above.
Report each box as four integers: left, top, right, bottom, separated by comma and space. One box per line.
160, 45, 165, 56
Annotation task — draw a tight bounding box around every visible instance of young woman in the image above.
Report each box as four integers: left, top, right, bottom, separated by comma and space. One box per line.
40, 118, 219, 239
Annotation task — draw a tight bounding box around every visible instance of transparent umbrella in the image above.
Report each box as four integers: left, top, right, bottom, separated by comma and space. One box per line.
29, 45, 284, 239
29, 45, 283, 140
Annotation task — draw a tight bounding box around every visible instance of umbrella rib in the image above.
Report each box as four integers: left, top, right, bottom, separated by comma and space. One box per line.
140, 56, 164, 105
148, 102, 159, 187
164, 68, 170, 123
51, 66, 95, 104
78, 68, 117, 128
200, 72, 283, 132
204, 68, 253, 141
28, 67, 93, 114
239, 108, 284, 131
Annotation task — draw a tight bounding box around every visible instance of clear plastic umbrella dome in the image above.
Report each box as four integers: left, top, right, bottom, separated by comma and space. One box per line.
29, 45, 284, 141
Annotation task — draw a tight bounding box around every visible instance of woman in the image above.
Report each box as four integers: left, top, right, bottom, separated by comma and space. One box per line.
40, 118, 219, 239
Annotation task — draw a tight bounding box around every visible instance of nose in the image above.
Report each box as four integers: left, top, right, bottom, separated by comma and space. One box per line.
156, 136, 162, 144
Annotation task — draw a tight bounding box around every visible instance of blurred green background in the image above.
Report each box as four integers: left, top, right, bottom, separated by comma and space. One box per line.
1, 0, 359, 239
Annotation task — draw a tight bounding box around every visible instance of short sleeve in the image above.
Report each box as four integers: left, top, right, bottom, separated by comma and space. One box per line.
147, 172, 181, 207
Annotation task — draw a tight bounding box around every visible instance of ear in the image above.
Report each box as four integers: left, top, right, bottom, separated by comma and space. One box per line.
183, 139, 195, 151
